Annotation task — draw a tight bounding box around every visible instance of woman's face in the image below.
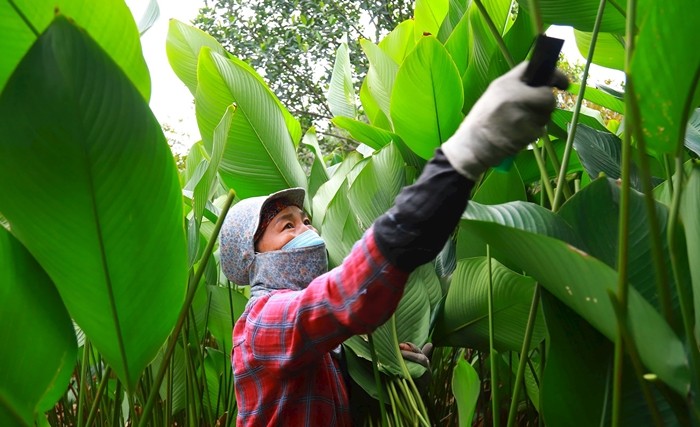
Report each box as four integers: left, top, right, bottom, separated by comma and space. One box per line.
255, 205, 317, 252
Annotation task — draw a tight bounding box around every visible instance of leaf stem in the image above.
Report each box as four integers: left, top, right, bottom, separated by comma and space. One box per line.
7, 0, 38, 36
506, 284, 541, 427
77, 341, 90, 427
473, 0, 515, 68
487, 245, 501, 427
368, 333, 390, 427
667, 156, 700, 413
526, 0, 544, 34
552, 0, 608, 211
138, 189, 236, 427
531, 141, 555, 205
85, 366, 113, 427
541, 134, 573, 199
612, 0, 635, 424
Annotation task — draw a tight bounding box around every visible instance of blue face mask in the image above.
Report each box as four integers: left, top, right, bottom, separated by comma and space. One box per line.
282, 229, 325, 250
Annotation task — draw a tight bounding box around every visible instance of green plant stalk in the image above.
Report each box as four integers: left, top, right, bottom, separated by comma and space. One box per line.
526, 0, 544, 33
552, 0, 608, 211
542, 134, 573, 199
85, 366, 113, 427
77, 341, 91, 427
188, 306, 215, 427
7, 0, 38, 36
389, 315, 430, 425
626, 87, 675, 327
663, 155, 675, 194
138, 189, 236, 427
668, 156, 700, 416
538, 341, 545, 427
607, 292, 665, 426
531, 142, 555, 205
396, 378, 422, 424
385, 377, 400, 423
473, 0, 515, 68
506, 285, 541, 427
487, 246, 501, 427
112, 380, 122, 427
612, 0, 635, 424
367, 333, 390, 427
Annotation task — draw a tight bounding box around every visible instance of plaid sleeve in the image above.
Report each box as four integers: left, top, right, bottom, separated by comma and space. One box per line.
243, 226, 409, 372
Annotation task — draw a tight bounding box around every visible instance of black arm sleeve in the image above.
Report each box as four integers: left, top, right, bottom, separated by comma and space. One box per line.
373, 148, 475, 272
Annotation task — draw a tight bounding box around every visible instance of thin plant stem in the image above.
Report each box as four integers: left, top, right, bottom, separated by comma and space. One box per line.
542, 134, 573, 199
612, 0, 635, 424
663, 155, 675, 194
487, 245, 501, 427
607, 292, 665, 427
473, 0, 515, 68
668, 156, 700, 415
385, 378, 400, 423
138, 190, 236, 427
85, 367, 113, 427
111, 380, 122, 427
77, 341, 90, 427
531, 141, 555, 205
526, 0, 544, 33
368, 333, 390, 427
7, 0, 38, 36
507, 285, 541, 427
389, 316, 430, 425
552, 0, 608, 211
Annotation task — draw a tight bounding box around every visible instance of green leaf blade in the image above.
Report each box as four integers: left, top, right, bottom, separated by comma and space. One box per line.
0, 17, 187, 390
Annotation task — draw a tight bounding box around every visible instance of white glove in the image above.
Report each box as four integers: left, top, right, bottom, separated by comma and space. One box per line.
442, 61, 569, 181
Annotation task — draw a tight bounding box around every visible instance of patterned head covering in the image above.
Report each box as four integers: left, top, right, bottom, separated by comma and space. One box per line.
220, 188, 306, 286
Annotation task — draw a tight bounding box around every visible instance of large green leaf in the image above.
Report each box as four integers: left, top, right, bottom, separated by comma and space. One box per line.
472, 166, 527, 205
433, 257, 545, 352
359, 76, 392, 130
519, 0, 626, 33
559, 177, 681, 311
167, 20, 301, 148
0, 18, 187, 390
437, 0, 468, 42
684, 108, 700, 156
300, 128, 329, 201
572, 124, 642, 189
166, 19, 228, 95
540, 292, 679, 427
459, 220, 688, 395
444, 7, 471, 75
574, 30, 625, 71
0, 230, 76, 426
196, 49, 308, 199
321, 180, 364, 267
414, 0, 449, 39
391, 37, 464, 159
631, 0, 700, 155
540, 291, 612, 427
361, 39, 399, 126
568, 83, 626, 114
0, 0, 149, 98
452, 357, 480, 427
205, 286, 248, 361
345, 264, 433, 378
378, 19, 416, 65
348, 143, 405, 229
683, 164, 700, 338
185, 106, 233, 227
332, 117, 393, 151
327, 43, 356, 119
312, 152, 362, 229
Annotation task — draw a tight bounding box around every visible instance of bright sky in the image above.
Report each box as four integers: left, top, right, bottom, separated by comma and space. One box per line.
126, 0, 204, 145
126, 2, 623, 149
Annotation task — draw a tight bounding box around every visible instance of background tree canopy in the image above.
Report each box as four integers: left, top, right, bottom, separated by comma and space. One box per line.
194, 0, 413, 135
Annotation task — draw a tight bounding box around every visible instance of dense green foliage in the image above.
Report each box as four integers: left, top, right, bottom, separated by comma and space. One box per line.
0, 0, 699, 426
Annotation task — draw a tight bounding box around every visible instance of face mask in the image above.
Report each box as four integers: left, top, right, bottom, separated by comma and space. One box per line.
282, 229, 325, 250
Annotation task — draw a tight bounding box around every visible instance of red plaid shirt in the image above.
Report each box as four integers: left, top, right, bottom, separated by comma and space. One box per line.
232, 227, 409, 426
